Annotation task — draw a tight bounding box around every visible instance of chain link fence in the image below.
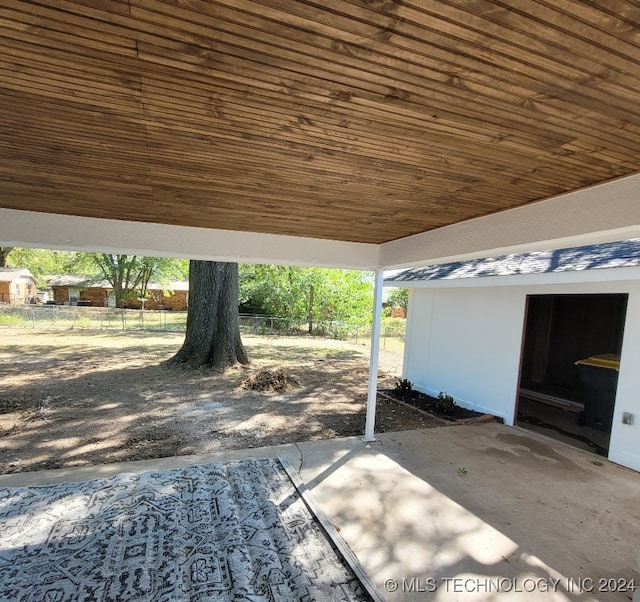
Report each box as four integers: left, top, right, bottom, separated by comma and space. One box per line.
237, 314, 405, 350
0, 305, 187, 332
0, 305, 405, 349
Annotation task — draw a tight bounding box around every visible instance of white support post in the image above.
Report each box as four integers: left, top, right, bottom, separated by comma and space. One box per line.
365, 269, 384, 442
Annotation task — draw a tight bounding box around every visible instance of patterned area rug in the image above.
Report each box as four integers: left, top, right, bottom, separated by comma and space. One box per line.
0, 458, 372, 601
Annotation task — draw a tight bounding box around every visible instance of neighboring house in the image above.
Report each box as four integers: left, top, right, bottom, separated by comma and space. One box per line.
47, 275, 106, 306
0, 268, 38, 304
123, 281, 189, 310
47, 275, 189, 310
381, 302, 406, 318
389, 306, 406, 319
385, 239, 640, 473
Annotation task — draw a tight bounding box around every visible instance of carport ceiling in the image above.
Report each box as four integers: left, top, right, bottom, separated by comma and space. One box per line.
2, 1, 640, 245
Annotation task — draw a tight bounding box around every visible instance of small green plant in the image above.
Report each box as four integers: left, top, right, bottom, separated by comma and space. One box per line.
394, 378, 414, 397
457, 467, 468, 476
434, 391, 457, 413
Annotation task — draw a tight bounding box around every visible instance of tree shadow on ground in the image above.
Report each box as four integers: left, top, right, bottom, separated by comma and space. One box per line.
0, 331, 418, 474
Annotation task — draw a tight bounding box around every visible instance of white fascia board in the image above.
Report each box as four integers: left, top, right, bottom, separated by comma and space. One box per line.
385, 265, 640, 289
379, 173, 640, 270
0, 209, 380, 270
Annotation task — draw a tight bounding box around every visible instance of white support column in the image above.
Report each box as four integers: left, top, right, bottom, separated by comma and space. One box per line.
365, 269, 384, 442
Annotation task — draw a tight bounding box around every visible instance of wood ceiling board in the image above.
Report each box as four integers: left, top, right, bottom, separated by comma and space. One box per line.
132, 69, 635, 184
2, 0, 640, 244
131, 32, 621, 156
7, 17, 636, 154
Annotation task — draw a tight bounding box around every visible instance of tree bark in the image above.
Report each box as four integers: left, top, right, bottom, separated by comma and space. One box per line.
0, 247, 13, 268
169, 260, 249, 370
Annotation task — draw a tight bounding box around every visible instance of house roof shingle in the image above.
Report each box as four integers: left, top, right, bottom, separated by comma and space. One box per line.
385, 239, 640, 283
46, 275, 189, 292
0, 268, 37, 283
46, 274, 94, 288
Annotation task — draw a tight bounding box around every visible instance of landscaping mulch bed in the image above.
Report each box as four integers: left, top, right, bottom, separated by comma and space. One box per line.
379, 388, 496, 425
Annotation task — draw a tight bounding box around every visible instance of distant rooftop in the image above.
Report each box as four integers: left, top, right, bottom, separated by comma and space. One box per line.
46, 274, 94, 288
385, 239, 640, 283
0, 268, 36, 283
46, 275, 189, 291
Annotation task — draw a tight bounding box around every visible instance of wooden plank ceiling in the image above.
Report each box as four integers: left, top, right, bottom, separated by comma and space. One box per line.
1, 1, 640, 244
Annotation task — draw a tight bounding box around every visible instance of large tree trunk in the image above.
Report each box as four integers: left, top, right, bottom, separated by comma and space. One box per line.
169, 260, 249, 370
0, 247, 13, 268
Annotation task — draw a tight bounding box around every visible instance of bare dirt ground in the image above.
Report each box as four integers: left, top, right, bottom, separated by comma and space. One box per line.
0, 329, 439, 474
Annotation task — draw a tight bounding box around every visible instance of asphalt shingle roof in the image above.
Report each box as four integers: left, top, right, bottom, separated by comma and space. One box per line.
0, 268, 36, 283
385, 239, 640, 283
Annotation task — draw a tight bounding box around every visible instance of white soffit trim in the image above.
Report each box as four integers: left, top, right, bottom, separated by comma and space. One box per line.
379, 173, 640, 270
0, 209, 380, 270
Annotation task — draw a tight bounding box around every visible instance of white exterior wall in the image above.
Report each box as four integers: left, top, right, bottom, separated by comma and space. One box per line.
403, 277, 640, 471
404, 287, 526, 422
611, 289, 640, 471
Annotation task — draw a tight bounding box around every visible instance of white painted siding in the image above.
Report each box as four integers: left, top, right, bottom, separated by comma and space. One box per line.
402, 289, 434, 385
403, 278, 640, 471
404, 287, 525, 423
610, 288, 640, 471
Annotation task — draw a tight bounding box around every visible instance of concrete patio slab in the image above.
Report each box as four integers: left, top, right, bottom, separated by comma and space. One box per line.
0, 422, 638, 601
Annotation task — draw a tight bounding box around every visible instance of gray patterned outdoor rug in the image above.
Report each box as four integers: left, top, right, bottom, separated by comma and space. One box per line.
0, 457, 376, 601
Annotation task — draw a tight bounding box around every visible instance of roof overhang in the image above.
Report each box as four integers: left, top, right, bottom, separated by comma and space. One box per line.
0, 207, 379, 270
385, 236, 640, 288
3, 172, 640, 271
380, 173, 640, 270
0, 268, 37, 284
385, 265, 640, 290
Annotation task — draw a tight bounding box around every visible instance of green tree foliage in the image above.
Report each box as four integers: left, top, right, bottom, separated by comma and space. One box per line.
5, 248, 189, 305
92, 255, 189, 308
386, 287, 409, 311
8, 247, 375, 328
0, 247, 13, 268
92, 254, 156, 308
5, 248, 93, 286
239, 265, 373, 331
